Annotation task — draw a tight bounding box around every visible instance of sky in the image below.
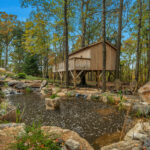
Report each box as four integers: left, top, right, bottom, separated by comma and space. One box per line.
0, 0, 32, 21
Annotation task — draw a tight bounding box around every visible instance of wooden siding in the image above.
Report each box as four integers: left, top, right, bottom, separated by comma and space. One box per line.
52, 42, 117, 72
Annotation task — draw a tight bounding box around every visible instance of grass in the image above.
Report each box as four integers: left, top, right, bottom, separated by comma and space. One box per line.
26, 75, 44, 81
10, 124, 62, 150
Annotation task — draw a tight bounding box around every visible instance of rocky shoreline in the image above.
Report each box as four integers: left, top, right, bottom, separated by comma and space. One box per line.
1, 73, 150, 149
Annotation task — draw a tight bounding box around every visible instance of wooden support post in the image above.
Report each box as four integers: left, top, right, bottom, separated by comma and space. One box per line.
96, 71, 100, 89
59, 72, 63, 85
73, 70, 77, 88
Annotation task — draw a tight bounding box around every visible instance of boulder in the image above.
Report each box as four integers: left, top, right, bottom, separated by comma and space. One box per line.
40, 80, 48, 89
101, 140, 142, 150
45, 97, 60, 110
0, 109, 16, 122
132, 103, 150, 116
15, 82, 26, 89
124, 121, 150, 141
28, 82, 41, 88
65, 139, 80, 150
138, 82, 150, 104
8, 80, 18, 86
41, 126, 94, 150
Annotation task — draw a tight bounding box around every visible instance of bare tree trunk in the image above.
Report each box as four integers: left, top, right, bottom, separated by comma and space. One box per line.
64, 0, 69, 87
102, 0, 106, 92
115, 0, 123, 79
81, 0, 89, 48
147, 0, 150, 81
135, 0, 142, 82
5, 44, 8, 69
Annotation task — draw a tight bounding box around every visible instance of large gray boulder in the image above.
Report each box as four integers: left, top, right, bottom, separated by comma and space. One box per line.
138, 82, 150, 104
15, 82, 26, 89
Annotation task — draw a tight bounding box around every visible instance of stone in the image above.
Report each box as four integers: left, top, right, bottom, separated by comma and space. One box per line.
41, 126, 93, 150
28, 82, 41, 88
8, 80, 18, 86
0, 123, 25, 129
45, 97, 60, 110
65, 139, 80, 150
40, 80, 48, 89
0, 109, 16, 122
15, 82, 26, 89
124, 122, 150, 141
138, 82, 150, 104
101, 140, 142, 150
132, 103, 150, 116
75, 93, 87, 99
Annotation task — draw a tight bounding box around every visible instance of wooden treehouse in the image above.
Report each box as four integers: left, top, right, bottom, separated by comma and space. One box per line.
52, 41, 117, 87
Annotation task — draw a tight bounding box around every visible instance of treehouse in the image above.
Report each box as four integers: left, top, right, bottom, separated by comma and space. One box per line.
52, 41, 117, 87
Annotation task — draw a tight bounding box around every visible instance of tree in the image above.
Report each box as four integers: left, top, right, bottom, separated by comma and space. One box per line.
135, 0, 142, 83
0, 12, 17, 69
11, 21, 25, 73
147, 0, 150, 80
115, 0, 124, 79
64, 0, 69, 87
23, 13, 50, 78
102, 0, 106, 92
23, 53, 40, 76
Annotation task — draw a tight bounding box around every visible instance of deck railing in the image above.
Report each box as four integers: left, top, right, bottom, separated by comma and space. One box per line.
52, 57, 91, 72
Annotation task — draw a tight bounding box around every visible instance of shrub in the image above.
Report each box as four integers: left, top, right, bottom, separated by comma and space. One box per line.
25, 87, 33, 93
10, 124, 61, 150
50, 94, 58, 99
17, 73, 26, 79
107, 95, 115, 104
0, 91, 5, 98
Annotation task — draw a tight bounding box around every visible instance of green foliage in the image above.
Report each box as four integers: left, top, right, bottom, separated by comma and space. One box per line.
50, 94, 58, 99
0, 90, 5, 98
17, 73, 26, 79
107, 96, 115, 105
118, 91, 126, 111
91, 95, 100, 100
25, 87, 33, 93
16, 106, 21, 123
11, 124, 61, 150
23, 54, 41, 76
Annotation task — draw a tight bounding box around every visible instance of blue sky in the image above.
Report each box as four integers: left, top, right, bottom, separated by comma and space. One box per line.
0, 0, 32, 21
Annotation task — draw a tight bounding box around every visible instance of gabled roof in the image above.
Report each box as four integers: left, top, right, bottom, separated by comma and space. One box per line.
69, 41, 117, 56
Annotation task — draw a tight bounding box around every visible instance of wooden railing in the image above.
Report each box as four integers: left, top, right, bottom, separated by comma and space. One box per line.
52, 57, 91, 72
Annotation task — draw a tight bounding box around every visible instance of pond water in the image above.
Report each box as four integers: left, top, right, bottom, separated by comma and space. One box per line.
8, 94, 126, 150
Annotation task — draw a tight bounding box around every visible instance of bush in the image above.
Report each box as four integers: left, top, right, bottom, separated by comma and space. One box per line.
25, 87, 33, 93
17, 73, 26, 79
10, 124, 61, 150
107, 96, 115, 104
0, 90, 5, 98
50, 94, 58, 99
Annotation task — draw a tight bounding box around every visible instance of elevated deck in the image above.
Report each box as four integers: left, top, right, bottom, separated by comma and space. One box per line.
52, 57, 91, 72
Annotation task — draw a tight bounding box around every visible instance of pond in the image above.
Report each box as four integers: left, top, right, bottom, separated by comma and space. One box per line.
8, 94, 126, 150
